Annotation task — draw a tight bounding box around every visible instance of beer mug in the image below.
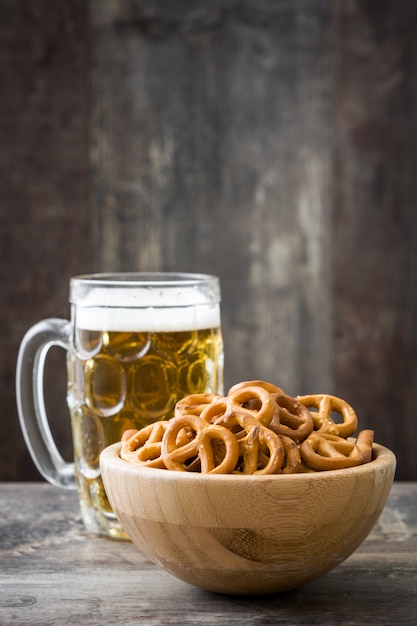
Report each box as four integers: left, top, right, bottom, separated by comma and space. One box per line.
16, 273, 224, 539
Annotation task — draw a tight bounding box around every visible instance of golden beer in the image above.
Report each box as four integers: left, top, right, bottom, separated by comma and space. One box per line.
67, 303, 223, 538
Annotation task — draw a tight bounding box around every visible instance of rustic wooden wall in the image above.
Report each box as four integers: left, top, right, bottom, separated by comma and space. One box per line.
0, 1, 91, 479
1, 0, 416, 481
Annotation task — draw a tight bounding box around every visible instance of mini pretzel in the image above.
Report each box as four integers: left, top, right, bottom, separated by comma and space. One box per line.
119, 381, 375, 475
226, 386, 275, 426
300, 432, 363, 470
218, 411, 262, 474
356, 429, 374, 464
216, 410, 284, 474
121, 428, 140, 443
269, 393, 314, 443
297, 394, 358, 438
175, 393, 222, 418
197, 425, 240, 474
120, 422, 169, 468
278, 435, 302, 474
199, 398, 229, 424
161, 415, 203, 471
228, 380, 284, 396
161, 415, 239, 474
257, 434, 301, 474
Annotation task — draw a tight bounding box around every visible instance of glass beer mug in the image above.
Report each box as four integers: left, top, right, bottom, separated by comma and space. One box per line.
16, 273, 224, 539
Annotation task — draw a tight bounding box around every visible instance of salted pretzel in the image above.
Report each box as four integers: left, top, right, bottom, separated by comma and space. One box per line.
175, 393, 222, 419
226, 386, 276, 426
214, 409, 284, 474
120, 422, 169, 468
297, 393, 358, 438
269, 393, 314, 443
300, 432, 363, 470
161, 414, 239, 474
120, 381, 375, 475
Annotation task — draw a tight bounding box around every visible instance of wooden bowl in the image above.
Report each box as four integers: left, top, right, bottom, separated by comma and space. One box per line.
100, 442, 396, 595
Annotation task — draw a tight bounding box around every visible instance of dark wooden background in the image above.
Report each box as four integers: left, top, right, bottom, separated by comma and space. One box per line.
1, 0, 416, 482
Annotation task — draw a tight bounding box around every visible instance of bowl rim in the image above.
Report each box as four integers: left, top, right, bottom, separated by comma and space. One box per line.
100, 440, 396, 483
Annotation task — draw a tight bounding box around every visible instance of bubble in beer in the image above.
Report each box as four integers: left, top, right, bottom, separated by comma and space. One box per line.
85, 354, 127, 417
129, 354, 177, 420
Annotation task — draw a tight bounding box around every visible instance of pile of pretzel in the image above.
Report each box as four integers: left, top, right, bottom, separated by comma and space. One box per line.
120, 380, 374, 474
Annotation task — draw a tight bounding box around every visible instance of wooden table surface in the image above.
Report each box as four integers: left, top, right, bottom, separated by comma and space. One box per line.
0, 482, 416, 625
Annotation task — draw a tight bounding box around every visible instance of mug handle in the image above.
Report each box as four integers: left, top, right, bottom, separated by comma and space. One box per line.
16, 318, 76, 489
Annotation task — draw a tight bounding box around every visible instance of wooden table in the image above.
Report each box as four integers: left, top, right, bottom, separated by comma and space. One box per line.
1, 482, 416, 625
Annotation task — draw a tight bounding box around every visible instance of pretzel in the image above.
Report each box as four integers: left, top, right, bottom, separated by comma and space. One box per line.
298, 461, 317, 473
228, 380, 284, 396
277, 435, 302, 474
121, 428, 140, 443
198, 425, 240, 474
296, 394, 358, 438
160, 415, 203, 471
356, 429, 374, 464
269, 393, 314, 443
175, 393, 222, 418
256, 434, 301, 474
201, 387, 276, 428
199, 398, 229, 424
226, 386, 275, 426
119, 381, 375, 475
120, 422, 169, 468
161, 414, 239, 474
300, 432, 363, 470
215, 409, 284, 474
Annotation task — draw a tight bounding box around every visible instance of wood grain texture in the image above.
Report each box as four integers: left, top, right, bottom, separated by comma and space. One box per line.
100, 441, 396, 595
90, 0, 335, 400
0, 1, 91, 480
0, 482, 415, 624
1, 1, 416, 481
332, 1, 417, 480
90, 0, 417, 479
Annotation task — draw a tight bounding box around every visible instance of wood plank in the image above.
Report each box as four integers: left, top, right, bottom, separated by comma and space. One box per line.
0, 1, 91, 480
90, 0, 335, 396
332, 0, 417, 480
90, 0, 417, 479
0, 482, 415, 625
1, 1, 416, 484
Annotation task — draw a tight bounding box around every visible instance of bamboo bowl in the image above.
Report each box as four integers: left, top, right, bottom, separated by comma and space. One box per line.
100, 441, 396, 595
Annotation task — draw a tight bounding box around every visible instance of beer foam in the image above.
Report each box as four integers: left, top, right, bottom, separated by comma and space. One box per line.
74, 304, 221, 332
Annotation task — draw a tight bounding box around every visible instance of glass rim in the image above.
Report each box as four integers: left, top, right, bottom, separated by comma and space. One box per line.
69, 272, 221, 307
70, 272, 219, 288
